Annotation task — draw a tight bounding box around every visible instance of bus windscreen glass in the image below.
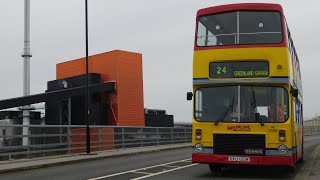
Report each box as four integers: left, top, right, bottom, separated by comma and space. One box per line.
194, 86, 288, 123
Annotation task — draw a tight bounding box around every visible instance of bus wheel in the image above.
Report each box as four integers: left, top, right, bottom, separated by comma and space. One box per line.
298, 155, 304, 163
209, 164, 222, 172
288, 164, 296, 173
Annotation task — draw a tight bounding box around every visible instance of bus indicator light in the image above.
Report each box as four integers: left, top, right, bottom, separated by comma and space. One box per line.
279, 130, 286, 142
196, 129, 202, 140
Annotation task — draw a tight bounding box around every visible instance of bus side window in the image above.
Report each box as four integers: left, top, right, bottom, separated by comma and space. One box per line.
295, 100, 302, 124
195, 90, 203, 118
301, 105, 303, 125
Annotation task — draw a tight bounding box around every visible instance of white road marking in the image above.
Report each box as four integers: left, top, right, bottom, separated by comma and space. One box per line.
131, 163, 198, 180
132, 171, 153, 175
87, 158, 192, 180
163, 165, 180, 168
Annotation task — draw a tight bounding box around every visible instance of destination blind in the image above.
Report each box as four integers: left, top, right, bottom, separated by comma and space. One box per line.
209, 61, 269, 78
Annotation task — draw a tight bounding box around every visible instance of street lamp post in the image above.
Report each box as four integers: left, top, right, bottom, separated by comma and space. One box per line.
85, 0, 90, 154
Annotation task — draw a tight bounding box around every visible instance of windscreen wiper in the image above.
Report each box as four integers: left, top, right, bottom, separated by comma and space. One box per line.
214, 97, 234, 125
251, 87, 264, 126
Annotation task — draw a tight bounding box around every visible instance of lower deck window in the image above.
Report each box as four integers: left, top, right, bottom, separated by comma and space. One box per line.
194, 86, 288, 123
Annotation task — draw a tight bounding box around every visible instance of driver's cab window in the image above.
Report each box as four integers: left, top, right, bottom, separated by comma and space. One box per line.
240, 86, 288, 122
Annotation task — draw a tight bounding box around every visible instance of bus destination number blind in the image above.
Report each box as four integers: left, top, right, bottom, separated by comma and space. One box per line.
209, 61, 269, 78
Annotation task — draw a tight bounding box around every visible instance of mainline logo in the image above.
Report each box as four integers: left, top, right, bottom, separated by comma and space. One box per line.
227, 125, 251, 131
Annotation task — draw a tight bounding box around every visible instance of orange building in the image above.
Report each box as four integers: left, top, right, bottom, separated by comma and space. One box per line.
56, 50, 145, 126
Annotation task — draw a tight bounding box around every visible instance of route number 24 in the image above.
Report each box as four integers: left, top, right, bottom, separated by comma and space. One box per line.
217, 66, 227, 74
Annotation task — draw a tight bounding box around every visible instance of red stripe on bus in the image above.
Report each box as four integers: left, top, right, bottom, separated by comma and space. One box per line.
197, 3, 284, 16
194, 43, 287, 51
192, 153, 294, 166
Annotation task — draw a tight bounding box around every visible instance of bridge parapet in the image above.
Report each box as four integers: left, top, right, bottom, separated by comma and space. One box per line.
304, 125, 320, 136
1, 124, 319, 161
0, 125, 191, 161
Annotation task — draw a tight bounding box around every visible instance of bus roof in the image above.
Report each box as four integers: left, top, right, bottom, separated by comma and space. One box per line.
197, 3, 284, 17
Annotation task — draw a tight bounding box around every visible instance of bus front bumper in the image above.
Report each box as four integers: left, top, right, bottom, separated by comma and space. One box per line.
192, 153, 294, 166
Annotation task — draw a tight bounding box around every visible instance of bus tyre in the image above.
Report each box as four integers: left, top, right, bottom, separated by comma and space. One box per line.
209, 164, 222, 172
288, 164, 296, 173
298, 156, 304, 163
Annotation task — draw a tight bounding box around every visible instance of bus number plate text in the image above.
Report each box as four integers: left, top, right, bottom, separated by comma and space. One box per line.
228, 156, 251, 162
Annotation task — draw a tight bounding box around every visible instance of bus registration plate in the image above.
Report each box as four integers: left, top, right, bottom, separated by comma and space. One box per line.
228, 156, 251, 162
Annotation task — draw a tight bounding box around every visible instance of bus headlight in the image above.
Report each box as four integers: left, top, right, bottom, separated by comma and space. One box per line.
278, 145, 288, 155
195, 143, 203, 152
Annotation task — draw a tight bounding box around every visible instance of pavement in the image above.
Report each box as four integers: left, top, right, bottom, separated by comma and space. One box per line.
307, 145, 320, 180
294, 144, 320, 180
0, 143, 190, 174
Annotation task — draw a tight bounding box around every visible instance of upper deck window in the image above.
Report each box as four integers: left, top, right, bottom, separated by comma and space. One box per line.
197, 11, 283, 46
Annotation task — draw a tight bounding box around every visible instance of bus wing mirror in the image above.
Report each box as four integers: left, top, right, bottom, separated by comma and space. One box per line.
187, 92, 193, 101
290, 88, 298, 98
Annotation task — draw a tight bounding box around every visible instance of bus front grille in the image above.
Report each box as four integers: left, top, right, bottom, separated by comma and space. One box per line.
213, 134, 266, 156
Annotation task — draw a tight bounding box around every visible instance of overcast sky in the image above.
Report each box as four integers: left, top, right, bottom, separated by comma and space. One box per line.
0, 0, 318, 123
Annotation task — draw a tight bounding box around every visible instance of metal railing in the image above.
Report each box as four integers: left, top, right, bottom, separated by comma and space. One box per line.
0, 125, 192, 161
1, 125, 318, 161
304, 126, 320, 136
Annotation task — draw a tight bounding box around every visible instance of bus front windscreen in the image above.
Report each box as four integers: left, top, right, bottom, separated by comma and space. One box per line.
194, 86, 288, 123
197, 11, 283, 46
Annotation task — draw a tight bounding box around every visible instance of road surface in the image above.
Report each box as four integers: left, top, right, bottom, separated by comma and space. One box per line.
1, 135, 320, 180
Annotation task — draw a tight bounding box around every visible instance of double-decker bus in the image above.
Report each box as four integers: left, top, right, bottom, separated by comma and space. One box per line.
188, 3, 303, 172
